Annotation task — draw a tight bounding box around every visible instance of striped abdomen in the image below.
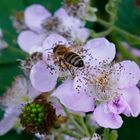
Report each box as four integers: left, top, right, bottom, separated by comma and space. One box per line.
64, 52, 84, 67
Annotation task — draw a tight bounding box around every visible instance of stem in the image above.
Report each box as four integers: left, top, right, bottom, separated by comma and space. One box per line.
78, 116, 90, 136
96, 18, 140, 65
85, 114, 95, 135
62, 130, 81, 139
62, 104, 85, 135
90, 27, 113, 38
97, 18, 112, 27
97, 18, 140, 46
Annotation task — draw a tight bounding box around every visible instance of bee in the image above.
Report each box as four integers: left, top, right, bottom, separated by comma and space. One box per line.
53, 45, 84, 68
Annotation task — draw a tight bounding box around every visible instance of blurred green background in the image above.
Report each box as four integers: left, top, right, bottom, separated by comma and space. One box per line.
0, 0, 140, 139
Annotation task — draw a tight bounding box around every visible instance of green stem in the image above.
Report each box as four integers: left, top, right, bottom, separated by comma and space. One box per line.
97, 18, 140, 46
90, 27, 113, 38
62, 104, 85, 135
85, 115, 95, 134
78, 116, 90, 136
96, 18, 140, 65
62, 130, 81, 139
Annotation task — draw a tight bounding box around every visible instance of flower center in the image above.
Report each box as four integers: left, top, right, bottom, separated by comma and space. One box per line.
20, 100, 56, 135
85, 63, 120, 102
21, 103, 45, 125
42, 17, 60, 31
95, 75, 109, 92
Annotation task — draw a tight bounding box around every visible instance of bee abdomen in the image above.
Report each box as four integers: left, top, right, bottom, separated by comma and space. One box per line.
64, 52, 84, 67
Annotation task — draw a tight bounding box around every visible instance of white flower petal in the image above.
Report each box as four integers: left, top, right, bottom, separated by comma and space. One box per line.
113, 60, 140, 88
17, 30, 42, 52
83, 38, 116, 67
71, 28, 89, 43
55, 8, 84, 29
30, 60, 59, 92
107, 97, 127, 114
28, 83, 41, 99
73, 74, 89, 93
52, 79, 94, 112
93, 103, 123, 129
0, 108, 20, 135
122, 86, 140, 117
24, 4, 51, 32
42, 33, 69, 51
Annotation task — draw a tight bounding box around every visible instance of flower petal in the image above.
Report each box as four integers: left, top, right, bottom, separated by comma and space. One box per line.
30, 60, 59, 92
24, 4, 51, 32
42, 33, 69, 51
0, 108, 19, 135
122, 86, 140, 117
71, 28, 89, 43
107, 97, 126, 114
28, 83, 41, 99
113, 60, 140, 88
54, 8, 84, 29
49, 97, 65, 116
93, 103, 123, 129
73, 73, 89, 93
17, 30, 42, 52
52, 79, 94, 112
83, 38, 116, 67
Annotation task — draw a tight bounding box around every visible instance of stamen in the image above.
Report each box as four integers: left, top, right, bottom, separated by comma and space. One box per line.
75, 61, 123, 102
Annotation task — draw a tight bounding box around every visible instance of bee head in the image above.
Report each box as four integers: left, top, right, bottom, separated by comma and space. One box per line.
53, 45, 67, 53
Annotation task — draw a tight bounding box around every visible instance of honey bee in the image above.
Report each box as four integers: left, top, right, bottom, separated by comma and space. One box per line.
53, 45, 84, 68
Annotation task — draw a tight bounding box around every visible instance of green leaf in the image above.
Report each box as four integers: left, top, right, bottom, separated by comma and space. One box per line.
0, 64, 22, 94
0, 47, 26, 64
116, 0, 140, 35
21, 0, 62, 13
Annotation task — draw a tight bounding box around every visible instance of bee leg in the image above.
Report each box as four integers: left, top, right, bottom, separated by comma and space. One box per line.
60, 59, 75, 78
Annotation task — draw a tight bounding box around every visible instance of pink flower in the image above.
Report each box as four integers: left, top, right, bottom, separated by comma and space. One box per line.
63, 0, 97, 22
0, 76, 67, 135
52, 38, 140, 129
17, 30, 45, 52
29, 33, 70, 92
29, 33, 93, 93
0, 76, 41, 135
17, 4, 89, 53
24, 4, 51, 33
